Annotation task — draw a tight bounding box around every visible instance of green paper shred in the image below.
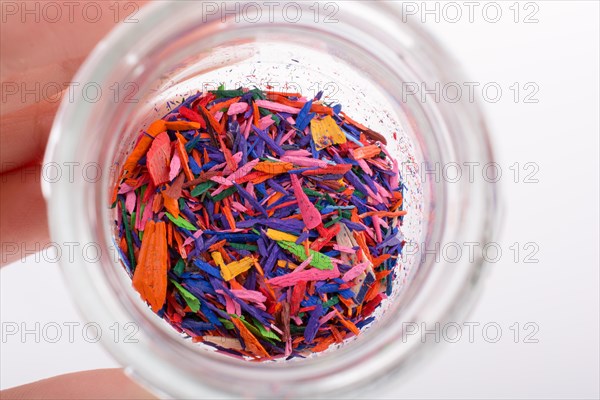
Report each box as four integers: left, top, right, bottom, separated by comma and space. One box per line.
340, 210, 352, 219
237, 316, 262, 338
324, 216, 341, 228
229, 243, 259, 252
276, 241, 334, 270
120, 198, 136, 270
170, 280, 200, 312
173, 259, 185, 276
139, 202, 146, 221
290, 324, 306, 334
191, 181, 215, 197
252, 318, 281, 342
323, 296, 340, 308
259, 108, 271, 117
165, 212, 197, 231
211, 186, 237, 202
130, 211, 136, 232
211, 88, 245, 98
303, 188, 324, 198
219, 318, 234, 330
325, 193, 336, 205
249, 88, 266, 100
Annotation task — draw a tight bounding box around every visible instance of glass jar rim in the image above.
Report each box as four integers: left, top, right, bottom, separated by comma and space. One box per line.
43, 2, 499, 398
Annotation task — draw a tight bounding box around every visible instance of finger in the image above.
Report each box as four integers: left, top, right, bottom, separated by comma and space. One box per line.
0, 1, 147, 172
0, 94, 59, 174
0, 368, 155, 400
0, 2, 148, 89
0, 163, 48, 267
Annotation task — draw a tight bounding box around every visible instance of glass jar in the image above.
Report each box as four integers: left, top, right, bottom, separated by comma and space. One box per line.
43, 1, 498, 398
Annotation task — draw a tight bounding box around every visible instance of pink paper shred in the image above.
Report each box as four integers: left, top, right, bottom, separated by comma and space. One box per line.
254, 100, 301, 114
290, 174, 321, 229
342, 261, 369, 282
227, 102, 249, 115
268, 265, 340, 287
125, 190, 136, 214
169, 153, 182, 181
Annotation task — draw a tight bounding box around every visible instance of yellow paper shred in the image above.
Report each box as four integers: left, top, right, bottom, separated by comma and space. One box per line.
225, 257, 254, 280
266, 228, 299, 243
211, 251, 229, 279
310, 115, 347, 150
277, 259, 299, 269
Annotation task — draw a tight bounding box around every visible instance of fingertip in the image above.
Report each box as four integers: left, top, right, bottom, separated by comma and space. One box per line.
1, 369, 155, 400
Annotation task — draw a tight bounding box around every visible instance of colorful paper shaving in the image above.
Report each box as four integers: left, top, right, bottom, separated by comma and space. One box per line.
113, 86, 406, 360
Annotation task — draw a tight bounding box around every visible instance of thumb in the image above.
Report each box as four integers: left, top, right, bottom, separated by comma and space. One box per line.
1, 368, 156, 400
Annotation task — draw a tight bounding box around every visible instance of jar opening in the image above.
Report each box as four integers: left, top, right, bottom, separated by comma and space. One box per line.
44, 2, 495, 398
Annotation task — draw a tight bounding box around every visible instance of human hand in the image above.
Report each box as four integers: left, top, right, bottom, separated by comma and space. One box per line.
1, 1, 153, 398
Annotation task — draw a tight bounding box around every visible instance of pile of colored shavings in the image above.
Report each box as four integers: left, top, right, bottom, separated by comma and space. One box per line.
112, 86, 406, 360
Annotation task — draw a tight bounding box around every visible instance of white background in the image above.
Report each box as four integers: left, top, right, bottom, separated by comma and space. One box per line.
1, 1, 599, 398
